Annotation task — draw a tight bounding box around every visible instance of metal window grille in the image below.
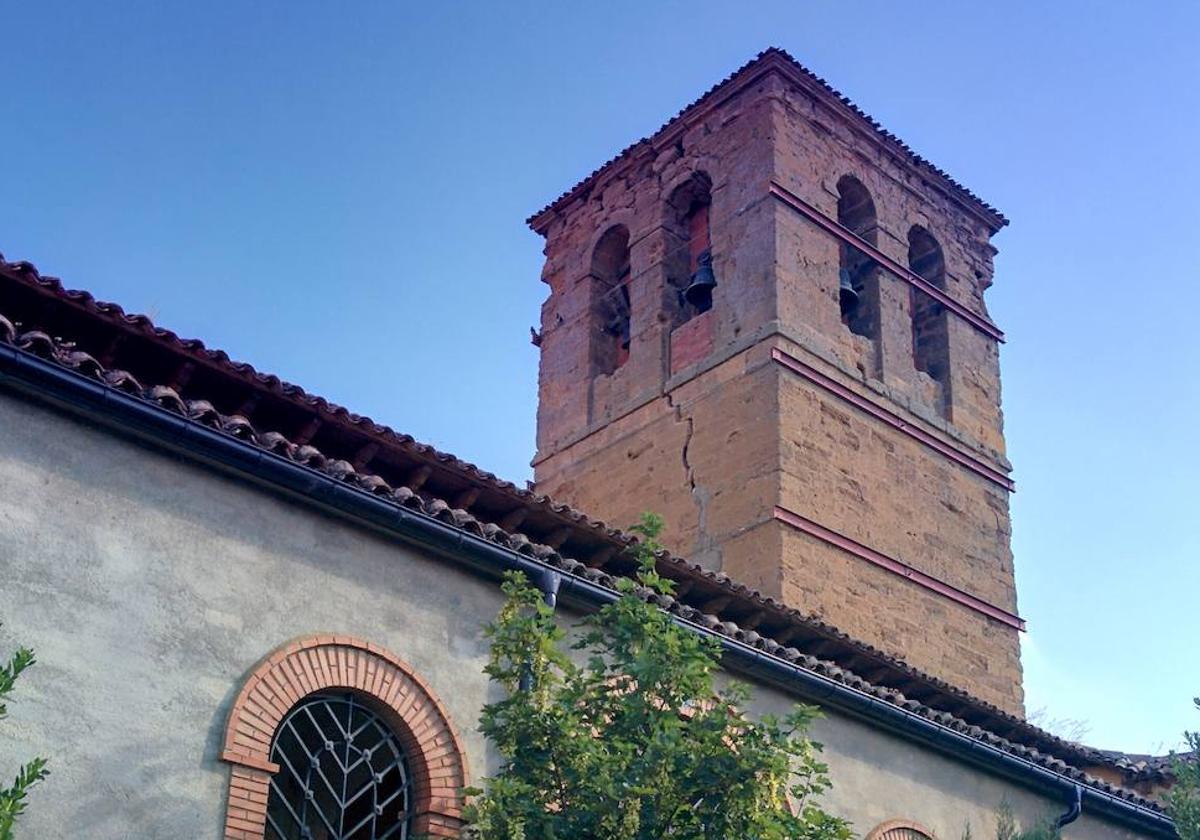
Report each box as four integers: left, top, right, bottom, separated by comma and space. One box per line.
873, 825, 933, 840
266, 693, 412, 840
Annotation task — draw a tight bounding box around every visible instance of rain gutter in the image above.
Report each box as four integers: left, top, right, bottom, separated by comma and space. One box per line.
0, 344, 1174, 839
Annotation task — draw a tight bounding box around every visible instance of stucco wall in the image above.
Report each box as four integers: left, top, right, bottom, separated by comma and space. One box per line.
0, 389, 1155, 839
0, 391, 504, 837
742, 682, 1149, 840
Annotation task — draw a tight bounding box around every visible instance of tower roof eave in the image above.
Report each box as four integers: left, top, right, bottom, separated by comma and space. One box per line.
526, 47, 1009, 237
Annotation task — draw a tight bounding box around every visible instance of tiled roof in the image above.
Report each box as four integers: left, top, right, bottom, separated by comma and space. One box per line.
526, 48, 1008, 234
0, 254, 1159, 814
1099, 750, 1192, 784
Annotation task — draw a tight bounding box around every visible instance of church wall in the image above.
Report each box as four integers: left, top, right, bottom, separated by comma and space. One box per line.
0, 391, 505, 838
742, 680, 1152, 840
0, 390, 1155, 838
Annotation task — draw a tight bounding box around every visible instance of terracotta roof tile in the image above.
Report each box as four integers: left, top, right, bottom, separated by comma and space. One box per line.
1098, 749, 1193, 784
0, 253, 1159, 813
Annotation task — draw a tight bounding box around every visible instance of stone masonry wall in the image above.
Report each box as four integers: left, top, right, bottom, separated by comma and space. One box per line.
774, 339, 1016, 613
778, 522, 1023, 712
532, 65, 1022, 713
535, 341, 781, 568
534, 74, 781, 462
766, 80, 1021, 711
770, 84, 1006, 453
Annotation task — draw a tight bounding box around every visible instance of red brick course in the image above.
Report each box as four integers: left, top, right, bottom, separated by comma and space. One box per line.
220, 635, 468, 839
669, 309, 715, 376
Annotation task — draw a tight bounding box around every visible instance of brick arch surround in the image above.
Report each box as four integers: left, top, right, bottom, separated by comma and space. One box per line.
865, 819, 936, 840
220, 635, 469, 839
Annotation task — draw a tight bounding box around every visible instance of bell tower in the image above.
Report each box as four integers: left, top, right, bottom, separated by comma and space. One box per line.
528, 50, 1023, 714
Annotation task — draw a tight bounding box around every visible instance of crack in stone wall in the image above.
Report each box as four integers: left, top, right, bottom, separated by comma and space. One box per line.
667, 392, 720, 570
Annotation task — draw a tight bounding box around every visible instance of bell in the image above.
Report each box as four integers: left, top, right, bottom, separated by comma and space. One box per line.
684, 251, 717, 312
838, 267, 859, 313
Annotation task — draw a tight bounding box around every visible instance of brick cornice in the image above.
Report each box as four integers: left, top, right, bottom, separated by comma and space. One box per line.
769, 181, 1005, 342
774, 505, 1025, 631
771, 346, 1014, 491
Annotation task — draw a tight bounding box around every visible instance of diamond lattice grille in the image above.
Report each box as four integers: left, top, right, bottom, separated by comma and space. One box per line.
266, 693, 412, 840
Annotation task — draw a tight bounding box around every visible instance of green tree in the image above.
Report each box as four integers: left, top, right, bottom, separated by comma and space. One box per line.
994, 801, 1059, 840
0, 629, 48, 840
463, 514, 853, 840
1166, 699, 1200, 840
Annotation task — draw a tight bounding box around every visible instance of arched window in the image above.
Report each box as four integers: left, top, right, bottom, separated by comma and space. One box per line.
267, 692, 412, 839
590, 225, 632, 375
836, 176, 880, 347
908, 225, 951, 412
221, 636, 468, 840
866, 819, 936, 840
665, 172, 715, 323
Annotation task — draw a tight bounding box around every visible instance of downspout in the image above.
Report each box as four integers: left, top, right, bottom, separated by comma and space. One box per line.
519, 567, 561, 692
1055, 784, 1083, 832
531, 567, 562, 608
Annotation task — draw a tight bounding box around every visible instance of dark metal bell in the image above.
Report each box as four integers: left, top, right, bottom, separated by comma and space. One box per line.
684, 251, 717, 312
838, 267, 859, 312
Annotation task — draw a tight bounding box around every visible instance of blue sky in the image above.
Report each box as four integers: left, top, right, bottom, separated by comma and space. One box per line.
3, 1, 1197, 753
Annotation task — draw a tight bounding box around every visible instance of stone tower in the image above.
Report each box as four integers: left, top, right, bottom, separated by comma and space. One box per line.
528, 49, 1022, 713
